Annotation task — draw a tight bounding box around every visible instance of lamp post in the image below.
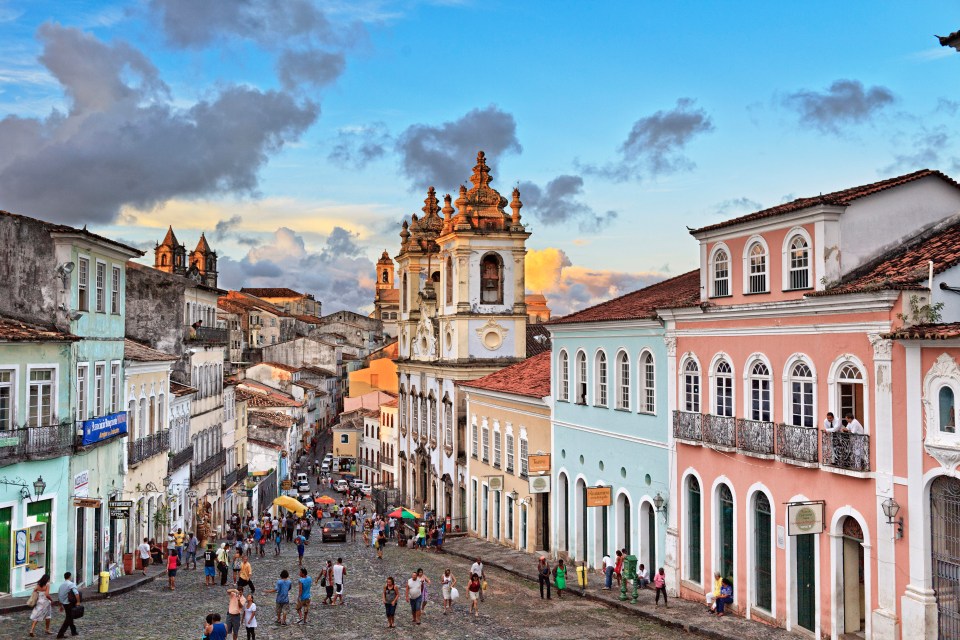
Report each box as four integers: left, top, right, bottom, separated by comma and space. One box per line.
881, 497, 903, 540
33, 476, 46, 499
653, 491, 668, 522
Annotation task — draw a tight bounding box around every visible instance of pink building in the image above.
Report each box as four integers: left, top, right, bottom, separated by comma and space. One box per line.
663, 169, 960, 640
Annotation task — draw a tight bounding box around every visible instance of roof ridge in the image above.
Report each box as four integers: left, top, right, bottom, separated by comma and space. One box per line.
549, 269, 699, 325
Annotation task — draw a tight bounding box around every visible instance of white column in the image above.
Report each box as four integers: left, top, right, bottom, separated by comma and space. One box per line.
663, 333, 681, 595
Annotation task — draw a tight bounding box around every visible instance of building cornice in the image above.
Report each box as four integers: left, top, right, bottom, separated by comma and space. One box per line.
658, 290, 899, 323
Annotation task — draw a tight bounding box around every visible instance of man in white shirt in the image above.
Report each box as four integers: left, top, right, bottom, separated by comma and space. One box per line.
823, 412, 841, 432
138, 537, 151, 575
470, 557, 485, 601
601, 554, 613, 590
405, 570, 424, 624
845, 413, 864, 434
332, 557, 346, 605
845, 413, 866, 470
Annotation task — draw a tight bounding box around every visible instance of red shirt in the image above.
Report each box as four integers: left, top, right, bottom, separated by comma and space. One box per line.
167, 555, 178, 570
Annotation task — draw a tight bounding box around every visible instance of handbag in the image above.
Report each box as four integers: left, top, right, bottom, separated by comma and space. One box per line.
481, 580, 488, 591
72, 604, 85, 619
26, 590, 38, 607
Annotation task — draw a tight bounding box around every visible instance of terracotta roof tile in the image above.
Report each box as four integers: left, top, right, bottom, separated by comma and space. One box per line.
883, 323, 960, 340
124, 338, 177, 362
526, 324, 552, 356
691, 170, 960, 235
248, 410, 297, 428
295, 314, 324, 325
381, 398, 398, 408
549, 270, 701, 325
241, 287, 305, 298
461, 351, 552, 398
299, 366, 336, 377
170, 381, 197, 397
257, 361, 300, 373
0, 317, 79, 342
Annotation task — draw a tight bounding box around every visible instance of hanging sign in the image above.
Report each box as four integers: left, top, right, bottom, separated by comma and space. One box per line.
527, 454, 551, 474
109, 509, 129, 519
787, 501, 825, 535
80, 411, 127, 446
487, 476, 504, 491
586, 486, 612, 507
528, 475, 551, 494
74, 498, 102, 508
108, 500, 133, 509
13, 528, 28, 567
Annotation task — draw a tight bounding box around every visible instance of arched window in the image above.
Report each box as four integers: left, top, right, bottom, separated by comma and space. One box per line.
718, 484, 734, 580
749, 361, 771, 422
940, 386, 956, 433
640, 351, 656, 414
420, 396, 427, 439
753, 492, 772, 610
382, 269, 389, 283
683, 359, 700, 413
789, 362, 814, 427
616, 351, 630, 410
788, 235, 810, 290
575, 351, 587, 405
595, 351, 608, 407
713, 249, 730, 297
837, 363, 864, 426
161, 254, 168, 266
411, 389, 419, 439
445, 256, 453, 306
480, 253, 503, 304
747, 241, 768, 293
686, 476, 701, 582
558, 351, 570, 402
714, 360, 733, 417
443, 398, 453, 448
430, 396, 438, 444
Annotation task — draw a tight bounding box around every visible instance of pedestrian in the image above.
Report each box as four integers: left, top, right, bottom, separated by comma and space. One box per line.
137, 537, 151, 575
243, 593, 258, 640
405, 569, 424, 625
537, 557, 551, 599
295, 567, 312, 624
217, 543, 230, 586
237, 555, 255, 593
467, 573, 481, 618
203, 543, 217, 587
553, 559, 567, 599
295, 534, 307, 567
614, 550, 624, 587
258, 531, 266, 558
167, 549, 179, 590
232, 550, 243, 585
174, 527, 186, 563
321, 560, 334, 605
187, 532, 199, 569
601, 552, 613, 590
265, 569, 291, 626
376, 528, 386, 560
273, 529, 282, 557
441, 568, 456, 614
416, 568, 432, 615
205, 613, 227, 640
715, 577, 733, 616
470, 557, 486, 602
332, 557, 346, 605
705, 571, 721, 611
27, 573, 52, 637
225, 587, 246, 640
383, 577, 399, 629
653, 567, 668, 607
637, 563, 650, 589
55, 571, 80, 639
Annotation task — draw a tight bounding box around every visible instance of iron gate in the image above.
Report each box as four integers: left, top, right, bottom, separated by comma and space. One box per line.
932, 476, 960, 639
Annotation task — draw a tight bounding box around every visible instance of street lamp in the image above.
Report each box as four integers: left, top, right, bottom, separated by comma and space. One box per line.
33, 476, 46, 498
653, 491, 668, 521
881, 497, 904, 540
162, 476, 171, 489
508, 489, 519, 502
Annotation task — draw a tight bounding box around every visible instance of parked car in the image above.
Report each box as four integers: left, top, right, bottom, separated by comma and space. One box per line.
336, 479, 349, 492
320, 462, 330, 473
296, 472, 309, 484
350, 478, 363, 489
297, 481, 310, 493
360, 483, 372, 496
321, 520, 347, 542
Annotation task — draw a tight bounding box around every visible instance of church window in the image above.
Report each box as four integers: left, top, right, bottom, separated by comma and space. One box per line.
480, 254, 503, 304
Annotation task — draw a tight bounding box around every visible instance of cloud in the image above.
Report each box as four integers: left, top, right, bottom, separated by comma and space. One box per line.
395, 105, 522, 190
0, 24, 318, 225
583, 98, 713, 182
882, 127, 952, 174
210, 215, 260, 246
714, 196, 761, 217
525, 247, 667, 317
277, 49, 346, 90
219, 226, 375, 313
782, 79, 894, 134
328, 122, 391, 170
519, 175, 617, 232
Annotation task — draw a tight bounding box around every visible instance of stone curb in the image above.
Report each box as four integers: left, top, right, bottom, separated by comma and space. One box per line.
0, 570, 162, 616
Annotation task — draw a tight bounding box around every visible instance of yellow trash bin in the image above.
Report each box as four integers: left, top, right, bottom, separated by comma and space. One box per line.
576, 564, 588, 588
99, 571, 110, 593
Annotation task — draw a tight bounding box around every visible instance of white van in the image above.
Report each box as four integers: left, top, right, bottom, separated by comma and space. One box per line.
336, 479, 349, 492
296, 472, 309, 485
320, 462, 330, 473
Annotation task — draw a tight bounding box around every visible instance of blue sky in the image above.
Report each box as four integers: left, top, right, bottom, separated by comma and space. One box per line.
1, 0, 959, 313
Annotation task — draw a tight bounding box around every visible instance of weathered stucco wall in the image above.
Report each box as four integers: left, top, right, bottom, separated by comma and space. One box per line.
0, 214, 61, 326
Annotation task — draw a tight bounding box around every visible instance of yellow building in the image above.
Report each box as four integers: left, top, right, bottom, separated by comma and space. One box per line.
332, 416, 361, 469
463, 351, 552, 551
348, 355, 398, 397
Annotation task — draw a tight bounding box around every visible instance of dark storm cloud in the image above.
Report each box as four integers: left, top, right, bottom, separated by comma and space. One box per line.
519, 175, 617, 232
277, 49, 346, 90
583, 98, 714, 182
714, 196, 762, 217
328, 122, 391, 170
395, 105, 522, 190
0, 24, 318, 225
783, 79, 895, 134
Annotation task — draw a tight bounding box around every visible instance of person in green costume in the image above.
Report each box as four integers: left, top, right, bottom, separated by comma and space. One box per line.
553, 559, 567, 598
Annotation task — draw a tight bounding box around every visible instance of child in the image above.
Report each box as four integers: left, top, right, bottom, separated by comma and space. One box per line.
167, 550, 178, 590
274, 530, 282, 557
258, 532, 267, 557
244, 594, 258, 640
295, 534, 306, 567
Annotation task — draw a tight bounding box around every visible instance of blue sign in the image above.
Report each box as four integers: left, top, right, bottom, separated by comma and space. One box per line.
80, 411, 127, 446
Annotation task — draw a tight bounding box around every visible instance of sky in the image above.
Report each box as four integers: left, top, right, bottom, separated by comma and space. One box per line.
1, 0, 960, 315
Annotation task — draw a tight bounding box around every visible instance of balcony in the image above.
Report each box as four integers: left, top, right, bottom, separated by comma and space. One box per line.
168, 444, 194, 474
0, 423, 75, 467
672, 410, 702, 442
192, 448, 226, 482
128, 431, 170, 466
776, 423, 819, 466
185, 325, 228, 345
822, 432, 870, 472
702, 414, 736, 450
223, 463, 248, 488
736, 418, 776, 457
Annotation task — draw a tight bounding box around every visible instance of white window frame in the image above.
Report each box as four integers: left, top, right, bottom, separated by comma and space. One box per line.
682, 356, 701, 413
111, 264, 121, 314
110, 361, 121, 414
616, 350, 630, 410
594, 349, 608, 408
76, 363, 89, 421
77, 256, 90, 311
742, 235, 769, 294
27, 364, 58, 427
519, 432, 529, 477
639, 349, 656, 414
827, 356, 869, 432
94, 361, 106, 418
493, 421, 501, 468
471, 415, 479, 458
710, 355, 734, 418
575, 350, 587, 405
0, 367, 16, 431
95, 260, 106, 313
558, 350, 570, 402
743, 355, 773, 422
782, 356, 816, 428
481, 418, 490, 462
710, 243, 732, 298
505, 425, 515, 473
781, 227, 813, 292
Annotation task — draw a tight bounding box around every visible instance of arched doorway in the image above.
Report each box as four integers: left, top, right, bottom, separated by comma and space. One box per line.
931, 476, 960, 637
558, 473, 569, 552
640, 501, 656, 574
575, 478, 587, 561
840, 516, 865, 634
617, 493, 631, 553
419, 459, 428, 507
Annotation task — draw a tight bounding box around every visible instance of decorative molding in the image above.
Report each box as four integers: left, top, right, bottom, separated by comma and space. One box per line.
476, 319, 507, 351
663, 336, 677, 357
924, 442, 960, 472
922, 353, 960, 462
868, 333, 893, 361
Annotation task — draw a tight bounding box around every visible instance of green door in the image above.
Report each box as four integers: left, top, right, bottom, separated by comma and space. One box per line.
719, 485, 734, 580
796, 533, 816, 631
27, 500, 51, 579
0, 507, 11, 592
647, 508, 656, 572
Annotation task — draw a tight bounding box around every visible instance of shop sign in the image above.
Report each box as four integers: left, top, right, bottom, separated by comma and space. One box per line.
73, 470, 89, 498
787, 501, 825, 535
280, 480, 292, 490
528, 475, 551, 494
487, 476, 504, 491
109, 509, 129, 519
527, 454, 551, 474
74, 498, 102, 508
586, 486, 612, 507
13, 528, 28, 567
108, 500, 133, 509
80, 411, 127, 446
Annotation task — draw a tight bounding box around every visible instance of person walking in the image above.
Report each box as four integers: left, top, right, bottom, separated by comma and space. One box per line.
405, 569, 424, 626
174, 528, 186, 563
28, 573, 52, 637
537, 557, 551, 599
553, 559, 567, 599
653, 567, 668, 608
467, 573, 481, 618
203, 543, 217, 587
137, 537, 151, 575
332, 558, 346, 605
217, 543, 230, 586
273, 529, 282, 557
441, 568, 456, 614
55, 571, 80, 639
225, 587, 246, 640
237, 555, 255, 593
376, 528, 386, 560
243, 594, 258, 640
186, 532, 199, 569
383, 577, 400, 629
265, 569, 292, 626
321, 560, 334, 605
295, 568, 312, 624
167, 550, 179, 590
417, 568, 432, 615
295, 534, 306, 567
470, 557, 485, 602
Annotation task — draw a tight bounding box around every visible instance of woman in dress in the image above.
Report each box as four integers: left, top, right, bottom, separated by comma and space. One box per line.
28, 573, 52, 636
468, 573, 482, 617
440, 568, 456, 614
382, 577, 399, 629
416, 568, 432, 615
554, 559, 567, 599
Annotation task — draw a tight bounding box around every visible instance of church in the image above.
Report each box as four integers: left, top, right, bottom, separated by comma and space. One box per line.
395, 151, 531, 523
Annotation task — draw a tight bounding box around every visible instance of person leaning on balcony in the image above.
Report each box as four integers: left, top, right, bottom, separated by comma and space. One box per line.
845, 412, 866, 470
823, 412, 841, 432
705, 571, 722, 611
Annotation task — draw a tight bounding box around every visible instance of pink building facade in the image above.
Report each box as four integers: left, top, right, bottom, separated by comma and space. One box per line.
662, 170, 960, 640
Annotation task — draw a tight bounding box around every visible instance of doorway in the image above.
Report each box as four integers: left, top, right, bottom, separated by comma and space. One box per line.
520, 505, 528, 550
578, 479, 587, 561
538, 493, 550, 551
796, 533, 816, 632
75, 508, 86, 584
618, 494, 631, 553
0, 507, 11, 593
640, 501, 656, 573
931, 476, 960, 638
841, 516, 865, 635
482, 485, 489, 538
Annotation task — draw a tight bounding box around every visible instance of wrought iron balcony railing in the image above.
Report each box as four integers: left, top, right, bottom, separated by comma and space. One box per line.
223, 463, 248, 488
736, 418, 776, 456
192, 448, 226, 482
0, 423, 75, 467
672, 410, 702, 442
128, 431, 170, 466
168, 444, 194, 474
702, 414, 736, 449
776, 423, 819, 465
185, 325, 229, 344
821, 432, 870, 472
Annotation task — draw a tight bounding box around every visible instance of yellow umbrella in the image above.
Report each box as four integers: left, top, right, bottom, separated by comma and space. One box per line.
273, 495, 307, 515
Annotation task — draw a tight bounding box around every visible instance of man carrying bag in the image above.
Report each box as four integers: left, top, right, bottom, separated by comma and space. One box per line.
55, 572, 82, 638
